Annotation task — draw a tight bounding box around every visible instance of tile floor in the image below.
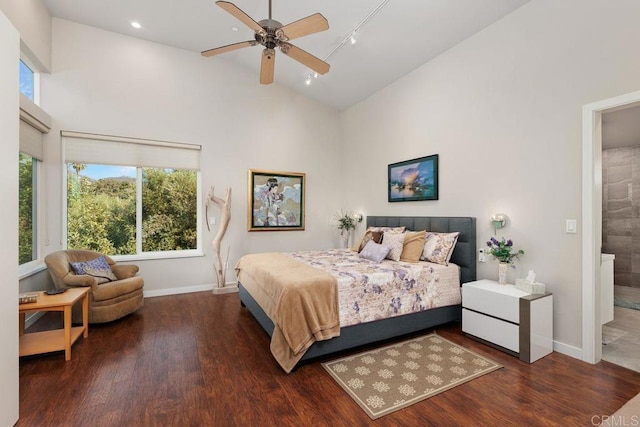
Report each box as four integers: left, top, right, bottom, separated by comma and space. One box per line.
602, 286, 640, 372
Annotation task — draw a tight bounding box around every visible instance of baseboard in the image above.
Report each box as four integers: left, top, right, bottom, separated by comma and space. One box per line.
143, 282, 238, 298
212, 284, 239, 295
553, 340, 582, 360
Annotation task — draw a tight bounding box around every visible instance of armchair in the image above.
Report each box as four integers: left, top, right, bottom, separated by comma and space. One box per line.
44, 250, 144, 323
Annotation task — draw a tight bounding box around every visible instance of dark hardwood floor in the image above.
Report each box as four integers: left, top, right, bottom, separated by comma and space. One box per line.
18, 292, 640, 426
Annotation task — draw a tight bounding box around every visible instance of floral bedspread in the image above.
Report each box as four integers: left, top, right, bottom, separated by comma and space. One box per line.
288, 249, 461, 327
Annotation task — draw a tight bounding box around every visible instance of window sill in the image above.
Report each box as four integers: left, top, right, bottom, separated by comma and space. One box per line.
18, 251, 204, 279
19, 263, 47, 280
111, 250, 204, 263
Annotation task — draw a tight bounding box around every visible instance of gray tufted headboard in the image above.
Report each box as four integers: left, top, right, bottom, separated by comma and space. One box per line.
367, 216, 477, 284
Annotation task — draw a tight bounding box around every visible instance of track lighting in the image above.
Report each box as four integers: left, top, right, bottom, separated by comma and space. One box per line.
302, 0, 390, 85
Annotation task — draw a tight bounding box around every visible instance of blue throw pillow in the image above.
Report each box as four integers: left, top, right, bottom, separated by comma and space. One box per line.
70, 256, 118, 284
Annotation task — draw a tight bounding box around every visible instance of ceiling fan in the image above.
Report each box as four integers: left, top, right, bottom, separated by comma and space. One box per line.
202, 0, 330, 85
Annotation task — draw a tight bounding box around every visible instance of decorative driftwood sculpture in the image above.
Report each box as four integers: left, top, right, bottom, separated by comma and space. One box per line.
207, 186, 231, 289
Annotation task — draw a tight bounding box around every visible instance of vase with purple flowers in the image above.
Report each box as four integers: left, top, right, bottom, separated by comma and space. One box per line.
486, 237, 524, 285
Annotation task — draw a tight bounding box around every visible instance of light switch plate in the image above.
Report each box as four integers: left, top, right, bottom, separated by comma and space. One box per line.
566, 219, 577, 234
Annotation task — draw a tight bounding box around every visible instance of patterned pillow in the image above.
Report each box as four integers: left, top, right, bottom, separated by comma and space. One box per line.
70, 256, 118, 284
359, 240, 391, 263
352, 227, 404, 251
421, 232, 460, 265
382, 232, 406, 262
400, 230, 427, 263
356, 230, 384, 252
366, 226, 406, 234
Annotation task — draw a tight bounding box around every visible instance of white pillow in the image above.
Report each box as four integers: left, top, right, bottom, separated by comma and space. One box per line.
381, 232, 406, 262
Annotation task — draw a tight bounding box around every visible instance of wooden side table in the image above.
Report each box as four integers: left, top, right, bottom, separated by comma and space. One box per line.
19, 287, 89, 361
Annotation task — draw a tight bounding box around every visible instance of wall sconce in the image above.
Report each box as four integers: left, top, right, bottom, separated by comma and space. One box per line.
352, 213, 364, 223
491, 213, 507, 234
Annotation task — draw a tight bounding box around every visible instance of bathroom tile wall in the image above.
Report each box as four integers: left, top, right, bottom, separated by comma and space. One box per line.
603, 146, 640, 288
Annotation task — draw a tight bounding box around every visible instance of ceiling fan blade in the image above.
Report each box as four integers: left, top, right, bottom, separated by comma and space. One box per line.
280, 13, 329, 41
260, 49, 275, 85
280, 43, 330, 75
201, 40, 256, 57
216, 1, 264, 35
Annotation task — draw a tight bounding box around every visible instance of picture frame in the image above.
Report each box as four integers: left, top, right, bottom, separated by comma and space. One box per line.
388, 154, 439, 202
248, 169, 305, 231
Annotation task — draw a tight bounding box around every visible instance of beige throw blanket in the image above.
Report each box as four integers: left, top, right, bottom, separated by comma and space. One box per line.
235, 253, 340, 373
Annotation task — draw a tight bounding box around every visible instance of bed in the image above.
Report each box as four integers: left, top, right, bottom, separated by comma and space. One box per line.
237, 215, 476, 372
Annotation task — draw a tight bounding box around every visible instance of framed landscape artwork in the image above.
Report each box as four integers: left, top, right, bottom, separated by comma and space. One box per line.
248, 169, 305, 231
388, 154, 439, 202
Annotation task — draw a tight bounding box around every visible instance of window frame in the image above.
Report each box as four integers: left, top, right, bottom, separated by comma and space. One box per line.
17, 55, 51, 279
19, 57, 40, 105
18, 154, 44, 278
63, 164, 203, 261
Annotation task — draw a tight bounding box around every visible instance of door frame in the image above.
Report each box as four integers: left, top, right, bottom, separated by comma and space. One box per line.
582, 89, 640, 363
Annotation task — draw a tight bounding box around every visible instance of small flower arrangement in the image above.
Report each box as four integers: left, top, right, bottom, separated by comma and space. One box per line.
486, 237, 524, 265
334, 210, 356, 236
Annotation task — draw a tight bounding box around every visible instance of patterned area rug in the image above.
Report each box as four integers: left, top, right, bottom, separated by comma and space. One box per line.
322, 333, 502, 419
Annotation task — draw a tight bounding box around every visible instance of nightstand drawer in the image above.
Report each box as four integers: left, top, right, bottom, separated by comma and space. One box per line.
462, 280, 524, 323
462, 308, 519, 352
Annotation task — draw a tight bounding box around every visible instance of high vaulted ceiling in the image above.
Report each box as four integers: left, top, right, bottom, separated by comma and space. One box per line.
42, 0, 531, 110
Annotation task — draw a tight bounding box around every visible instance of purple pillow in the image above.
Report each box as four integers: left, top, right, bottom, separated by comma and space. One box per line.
359, 241, 391, 263
70, 255, 118, 284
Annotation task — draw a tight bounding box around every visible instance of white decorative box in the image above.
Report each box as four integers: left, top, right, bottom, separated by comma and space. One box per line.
515, 279, 546, 294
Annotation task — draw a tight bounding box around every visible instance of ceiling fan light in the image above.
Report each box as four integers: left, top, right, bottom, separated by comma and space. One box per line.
205, 0, 330, 83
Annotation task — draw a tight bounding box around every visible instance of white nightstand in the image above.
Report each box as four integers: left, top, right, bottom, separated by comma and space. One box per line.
462, 279, 553, 363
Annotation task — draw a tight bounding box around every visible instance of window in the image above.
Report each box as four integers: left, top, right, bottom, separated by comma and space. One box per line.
66, 164, 198, 255
63, 132, 201, 258
19, 120, 46, 270
19, 60, 35, 102
67, 164, 136, 254
142, 168, 197, 252
19, 153, 37, 265
18, 57, 50, 275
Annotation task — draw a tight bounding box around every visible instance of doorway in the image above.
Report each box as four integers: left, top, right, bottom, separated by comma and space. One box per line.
600, 105, 640, 372
582, 89, 640, 364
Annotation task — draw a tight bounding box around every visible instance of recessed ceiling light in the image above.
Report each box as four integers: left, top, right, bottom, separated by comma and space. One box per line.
131, 21, 142, 29
231, 26, 239, 32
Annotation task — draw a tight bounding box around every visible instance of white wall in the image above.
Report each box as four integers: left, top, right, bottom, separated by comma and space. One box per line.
0, 0, 51, 71
2, 0, 54, 297
42, 19, 344, 293
341, 0, 640, 351
0, 9, 20, 427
